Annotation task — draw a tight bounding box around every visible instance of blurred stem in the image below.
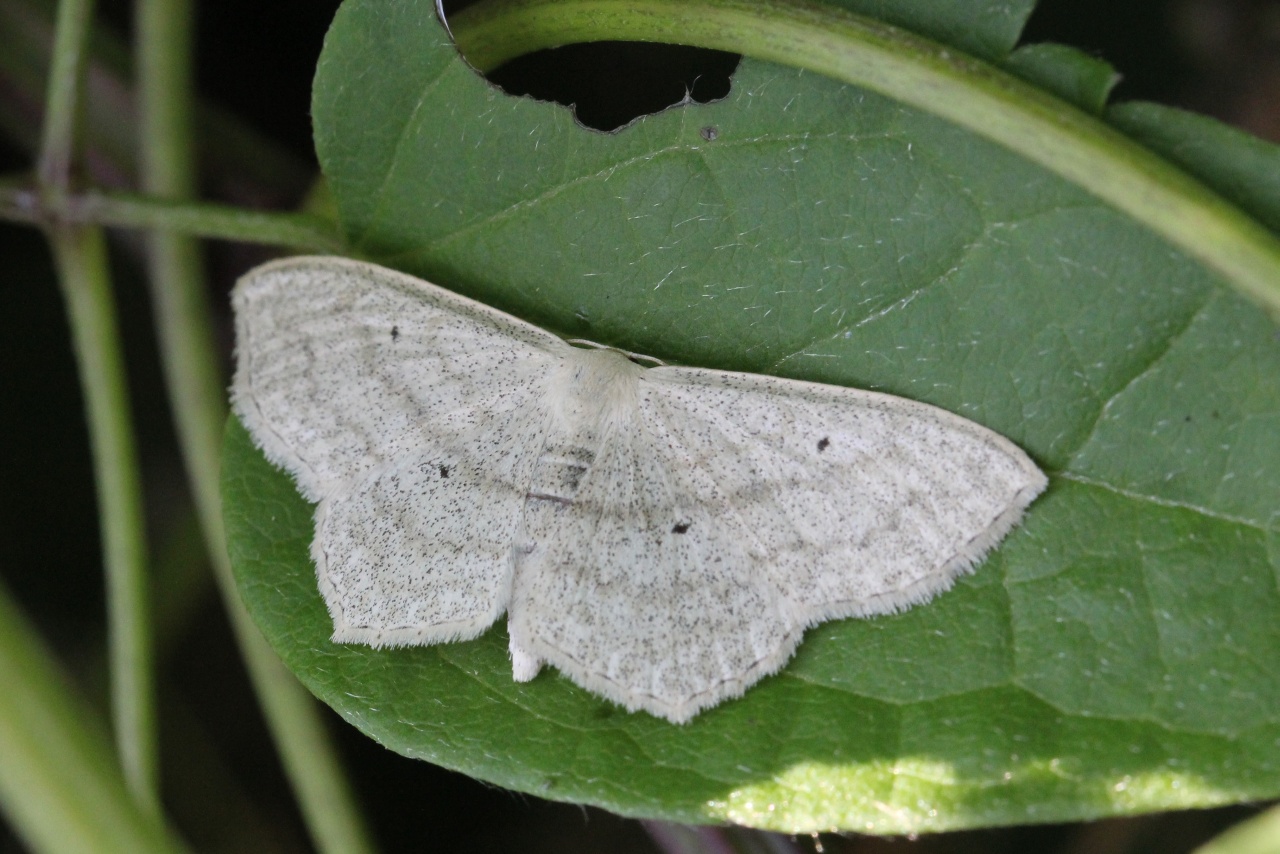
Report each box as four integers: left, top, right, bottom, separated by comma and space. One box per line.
38, 0, 160, 815
0, 0, 313, 199
133, 1, 375, 852
0, 582, 186, 853
643, 821, 804, 854
0, 179, 344, 250
48, 225, 161, 819
1194, 804, 1280, 854
450, 0, 1280, 321
33, 0, 88, 193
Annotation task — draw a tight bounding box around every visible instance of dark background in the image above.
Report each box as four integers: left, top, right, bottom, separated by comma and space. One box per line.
1, 0, 1276, 850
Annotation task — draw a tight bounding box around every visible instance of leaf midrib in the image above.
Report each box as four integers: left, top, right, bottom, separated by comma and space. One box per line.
448, 0, 1280, 319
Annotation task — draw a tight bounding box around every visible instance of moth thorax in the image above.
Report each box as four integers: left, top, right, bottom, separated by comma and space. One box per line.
553, 348, 643, 428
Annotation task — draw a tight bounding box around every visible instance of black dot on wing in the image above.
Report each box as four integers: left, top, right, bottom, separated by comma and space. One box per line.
390, 325, 400, 341
817, 436, 830, 452
439, 464, 450, 479
672, 521, 691, 534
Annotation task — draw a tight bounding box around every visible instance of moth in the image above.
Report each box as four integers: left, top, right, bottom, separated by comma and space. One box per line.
232, 256, 1046, 722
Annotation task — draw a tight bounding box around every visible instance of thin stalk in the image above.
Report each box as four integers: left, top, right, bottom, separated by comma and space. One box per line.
1194, 804, 1280, 854
0, 179, 344, 250
37, 0, 159, 813
0, 0, 313, 198
34, 0, 91, 193
133, 1, 375, 851
643, 821, 805, 854
0, 581, 186, 853
449, 0, 1280, 320
48, 225, 160, 816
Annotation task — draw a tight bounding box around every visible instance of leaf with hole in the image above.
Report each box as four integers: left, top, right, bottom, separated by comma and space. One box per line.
223, 0, 1280, 833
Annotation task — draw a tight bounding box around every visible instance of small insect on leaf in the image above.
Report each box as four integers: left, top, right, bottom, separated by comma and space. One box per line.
232, 257, 1046, 723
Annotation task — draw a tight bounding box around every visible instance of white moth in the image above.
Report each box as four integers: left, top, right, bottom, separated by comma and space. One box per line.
232, 256, 1046, 723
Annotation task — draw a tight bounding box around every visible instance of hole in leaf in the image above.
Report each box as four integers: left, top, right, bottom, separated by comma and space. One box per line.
443, 1, 740, 132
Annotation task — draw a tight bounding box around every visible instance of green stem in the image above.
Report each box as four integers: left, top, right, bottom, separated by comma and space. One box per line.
0, 0, 314, 200
133, 1, 375, 851
38, 0, 160, 815
48, 225, 161, 816
243, 651, 378, 854
34, 0, 92, 194
135, 0, 219, 542
450, 0, 1280, 319
1194, 804, 1280, 854
0, 179, 344, 250
0, 581, 186, 853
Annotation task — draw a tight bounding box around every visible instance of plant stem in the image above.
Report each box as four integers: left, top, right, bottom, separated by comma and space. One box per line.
450, 0, 1280, 320
1194, 804, 1280, 854
48, 224, 161, 817
0, 581, 187, 853
135, 0, 220, 548
0, 179, 345, 250
34, 0, 89, 194
0, 0, 314, 200
38, 0, 161, 815
133, 1, 376, 851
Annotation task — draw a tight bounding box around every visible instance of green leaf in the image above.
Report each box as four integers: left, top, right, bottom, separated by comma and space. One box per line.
1002, 42, 1118, 114
799, 0, 1036, 61
1108, 101, 1280, 236
223, 0, 1280, 833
